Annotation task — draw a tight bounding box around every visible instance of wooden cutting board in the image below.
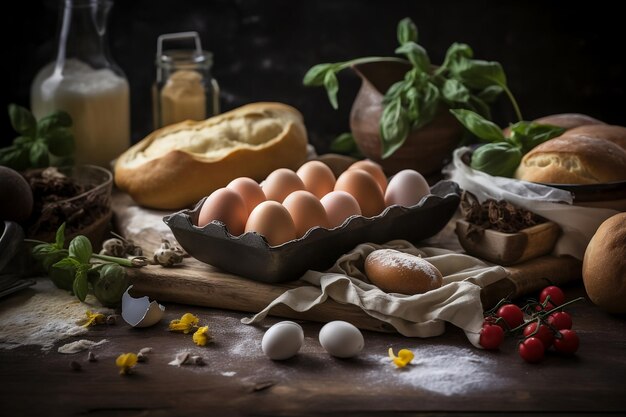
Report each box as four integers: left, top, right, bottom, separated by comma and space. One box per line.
113, 192, 582, 333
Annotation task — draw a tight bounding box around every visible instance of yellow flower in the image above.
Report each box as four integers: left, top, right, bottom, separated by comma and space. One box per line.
83, 310, 106, 327
388, 348, 414, 368
169, 313, 199, 334
192, 326, 211, 346
116, 353, 138, 375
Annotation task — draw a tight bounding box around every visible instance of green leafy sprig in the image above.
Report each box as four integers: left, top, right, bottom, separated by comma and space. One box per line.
29, 224, 147, 306
0, 104, 75, 170
303, 17, 522, 159
450, 109, 565, 177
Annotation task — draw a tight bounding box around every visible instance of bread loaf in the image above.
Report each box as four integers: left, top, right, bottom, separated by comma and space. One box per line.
364, 249, 443, 295
562, 124, 626, 151
582, 213, 626, 314
115, 102, 308, 209
514, 135, 626, 184
502, 113, 605, 137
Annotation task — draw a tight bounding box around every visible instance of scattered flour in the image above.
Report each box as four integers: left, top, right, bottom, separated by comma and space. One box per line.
0, 280, 113, 351
221, 371, 236, 377
367, 344, 510, 396
58, 339, 108, 354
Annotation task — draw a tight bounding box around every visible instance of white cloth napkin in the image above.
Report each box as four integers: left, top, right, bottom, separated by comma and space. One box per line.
445, 147, 619, 259
242, 240, 508, 347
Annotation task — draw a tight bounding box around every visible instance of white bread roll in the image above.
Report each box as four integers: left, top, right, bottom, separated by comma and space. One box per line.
582, 213, 626, 314
115, 102, 308, 209
364, 249, 443, 295
514, 135, 626, 184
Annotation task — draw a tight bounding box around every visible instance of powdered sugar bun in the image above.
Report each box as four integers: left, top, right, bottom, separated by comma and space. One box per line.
364, 249, 443, 295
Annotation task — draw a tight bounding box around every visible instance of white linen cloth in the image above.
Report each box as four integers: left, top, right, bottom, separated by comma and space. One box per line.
445, 147, 619, 260
243, 240, 508, 347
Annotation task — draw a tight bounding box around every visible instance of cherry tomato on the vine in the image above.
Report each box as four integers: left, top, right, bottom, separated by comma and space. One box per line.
554, 329, 579, 354
497, 304, 524, 329
519, 337, 545, 363
547, 311, 572, 330
480, 324, 504, 350
540, 286, 565, 306
523, 322, 554, 350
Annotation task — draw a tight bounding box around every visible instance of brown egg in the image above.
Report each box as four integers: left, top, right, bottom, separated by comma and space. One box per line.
348, 160, 388, 193
384, 169, 430, 207
197, 188, 248, 236
320, 191, 362, 228
296, 161, 336, 199
245, 201, 297, 246
334, 169, 385, 217
262, 168, 305, 202
283, 190, 330, 237
227, 177, 266, 214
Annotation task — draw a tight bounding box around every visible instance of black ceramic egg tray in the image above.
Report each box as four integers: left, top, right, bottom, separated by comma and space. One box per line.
164, 180, 461, 283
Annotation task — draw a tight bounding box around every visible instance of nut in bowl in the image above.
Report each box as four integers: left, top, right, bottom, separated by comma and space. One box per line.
23, 165, 113, 247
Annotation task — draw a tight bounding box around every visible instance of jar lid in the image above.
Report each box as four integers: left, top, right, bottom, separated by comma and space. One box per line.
155, 31, 212, 68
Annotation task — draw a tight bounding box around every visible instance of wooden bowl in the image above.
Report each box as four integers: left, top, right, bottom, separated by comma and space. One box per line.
349, 61, 463, 177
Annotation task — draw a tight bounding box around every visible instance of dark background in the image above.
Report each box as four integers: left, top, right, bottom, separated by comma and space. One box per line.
4, 0, 625, 153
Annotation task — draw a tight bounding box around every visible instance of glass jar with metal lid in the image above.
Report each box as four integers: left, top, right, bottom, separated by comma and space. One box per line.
152, 31, 220, 129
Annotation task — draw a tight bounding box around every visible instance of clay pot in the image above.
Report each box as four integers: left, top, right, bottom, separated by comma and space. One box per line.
349, 60, 463, 176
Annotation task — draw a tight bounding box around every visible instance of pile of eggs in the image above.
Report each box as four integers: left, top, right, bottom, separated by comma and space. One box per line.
196, 160, 430, 246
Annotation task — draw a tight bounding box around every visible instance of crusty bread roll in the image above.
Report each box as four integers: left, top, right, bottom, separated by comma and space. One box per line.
514, 135, 626, 184
364, 249, 443, 295
582, 213, 626, 314
115, 102, 308, 209
562, 124, 626, 151
502, 113, 605, 137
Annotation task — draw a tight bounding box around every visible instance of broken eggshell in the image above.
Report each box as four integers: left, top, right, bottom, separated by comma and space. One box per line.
121, 286, 165, 327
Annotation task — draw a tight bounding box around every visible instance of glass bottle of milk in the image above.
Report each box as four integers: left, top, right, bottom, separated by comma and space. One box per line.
31, 0, 130, 168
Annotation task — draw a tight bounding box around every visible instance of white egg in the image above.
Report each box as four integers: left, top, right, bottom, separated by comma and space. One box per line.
261, 321, 304, 360
318, 321, 364, 358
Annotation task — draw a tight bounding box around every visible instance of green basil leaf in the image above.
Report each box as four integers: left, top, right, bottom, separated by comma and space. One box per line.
55, 223, 66, 249
397, 17, 418, 45
380, 97, 410, 159
53, 257, 82, 270
405, 87, 420, 125
415, 82, 440, 129
49, 265, 75, 291
509, 122, 565, 153
28, 140, 49, 168
93, 263, 129, 307
69, 235, 92, 264
324, 70, 339, 109
73, 268, 89, 302
395, 42, 430, 73
330, 132, 357, 154
442, 79, 470, 104
37, 111, 72, 135
452, 59, 506, 89
45, 127, 75, 157
440, 42, 474, 71
8, 104, 36, 137
477, 85, 503, 103
450, 109, 504, 142
13, 136, 32, 146
0, 146, 29, 171
303, 63, 335, 86
470, 142, 522, 177
383, 80, 409, 105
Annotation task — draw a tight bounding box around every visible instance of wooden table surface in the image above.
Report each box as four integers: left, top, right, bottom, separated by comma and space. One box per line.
0, 282, 624, 417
